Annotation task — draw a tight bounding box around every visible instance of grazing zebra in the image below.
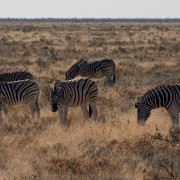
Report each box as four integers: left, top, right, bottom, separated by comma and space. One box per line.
0, 71, 34, 82
135, 84, 180, 129
0, 80, 40, 121
50, 78, 98, 126
65, 58, 116, 85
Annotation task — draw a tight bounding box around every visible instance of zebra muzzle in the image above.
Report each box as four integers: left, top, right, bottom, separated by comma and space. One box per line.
52, 105, 58, 112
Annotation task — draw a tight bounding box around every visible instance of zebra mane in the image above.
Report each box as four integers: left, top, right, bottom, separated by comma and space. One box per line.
77, 58, 87, 64
0, 79, 31, 84
148, 84, 178, 92
76, 57, 107, 65
68, 59, 86, 70
0, 71, 23, 74
54, 81, 58, 88
154, 84, 168, 89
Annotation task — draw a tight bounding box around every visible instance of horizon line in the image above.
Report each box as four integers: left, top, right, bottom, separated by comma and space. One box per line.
0, 17, 180, 23
0, 17, 180, 19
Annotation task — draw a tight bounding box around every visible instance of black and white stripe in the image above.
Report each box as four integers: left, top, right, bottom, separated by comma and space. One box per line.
50, 77, 98, 126
65, 58, 116, 84
0, 71, 34, 82
0, 80, 40, 120
135, 84, 180, 128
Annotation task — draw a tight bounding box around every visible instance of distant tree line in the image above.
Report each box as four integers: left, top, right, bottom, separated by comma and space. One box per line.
0, 18, 179, 23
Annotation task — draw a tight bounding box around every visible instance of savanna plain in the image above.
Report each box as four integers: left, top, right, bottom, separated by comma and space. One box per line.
0, 22, 180, 179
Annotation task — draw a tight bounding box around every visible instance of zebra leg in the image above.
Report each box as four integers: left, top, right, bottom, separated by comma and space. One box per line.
57, 106, 63, 120
28, 102, 38, 118
168, 110, 180, 136
112, 65, 116, 84
63, 106, 68, 125
30, 107, 36, 118
0, 97, 4, 123
168, 110, 179, 128
2, 104, 8, 117
0, 104, 3, 123
57, 105, 67, 126
36, 103, 40, 118
80, 104, 89, 121
0, 103, 7, 127
89, 102, 97, 120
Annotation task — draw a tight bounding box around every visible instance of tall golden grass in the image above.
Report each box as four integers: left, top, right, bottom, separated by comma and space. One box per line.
0, 22, 179, 179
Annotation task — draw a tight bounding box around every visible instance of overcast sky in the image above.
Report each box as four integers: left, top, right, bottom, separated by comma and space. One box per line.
0, 0, 180, 18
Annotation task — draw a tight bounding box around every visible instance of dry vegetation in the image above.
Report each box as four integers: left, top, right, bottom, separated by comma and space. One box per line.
0, 22, 180, 179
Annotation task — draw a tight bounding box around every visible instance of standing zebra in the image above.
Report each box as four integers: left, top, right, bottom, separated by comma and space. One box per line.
65, 58, 116, 85
0, 80, 40, 121
50, 78, 98, 126
0, 71, 34, 82
135, 84, 180, 129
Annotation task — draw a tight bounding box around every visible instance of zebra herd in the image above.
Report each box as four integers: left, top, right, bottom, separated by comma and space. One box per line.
0, 71, 40, 122
51, 58, 113, 126
0, 58, 179, 131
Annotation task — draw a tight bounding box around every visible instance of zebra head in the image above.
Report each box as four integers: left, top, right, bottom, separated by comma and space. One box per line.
50, 88, 59, 112
65, 64, 79, 80
135, 101, 152, 126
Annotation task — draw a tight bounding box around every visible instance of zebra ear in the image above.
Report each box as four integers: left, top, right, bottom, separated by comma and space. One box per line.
56, 87, 63, 96
56, 86, 63, 91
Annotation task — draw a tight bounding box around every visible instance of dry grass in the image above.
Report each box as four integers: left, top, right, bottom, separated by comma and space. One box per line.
0, 22, 180, 179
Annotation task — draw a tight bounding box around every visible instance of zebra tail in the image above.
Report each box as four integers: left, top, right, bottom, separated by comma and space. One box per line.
112, 64, 116, 84
89, 104, 92, 118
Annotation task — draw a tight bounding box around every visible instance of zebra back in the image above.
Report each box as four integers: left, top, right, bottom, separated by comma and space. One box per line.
0, 71, 34, 82
79, 58, 116, 78
66, 58, 116, 81
0, 79, 39, 105
54, 78, 98, 107
136, 84, 180, 110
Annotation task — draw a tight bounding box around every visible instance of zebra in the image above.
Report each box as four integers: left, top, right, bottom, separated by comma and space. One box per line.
50, 77, 98, 126
65, 58, 116, 85
135, 84, 180, 129
0, 71, 34, 82
0, 80, 40, 122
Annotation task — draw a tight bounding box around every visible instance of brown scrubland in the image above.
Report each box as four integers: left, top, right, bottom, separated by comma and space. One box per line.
0, 22, 180, 179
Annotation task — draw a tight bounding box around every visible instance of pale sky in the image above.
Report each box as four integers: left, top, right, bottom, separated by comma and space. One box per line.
0, 0, 180, 18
